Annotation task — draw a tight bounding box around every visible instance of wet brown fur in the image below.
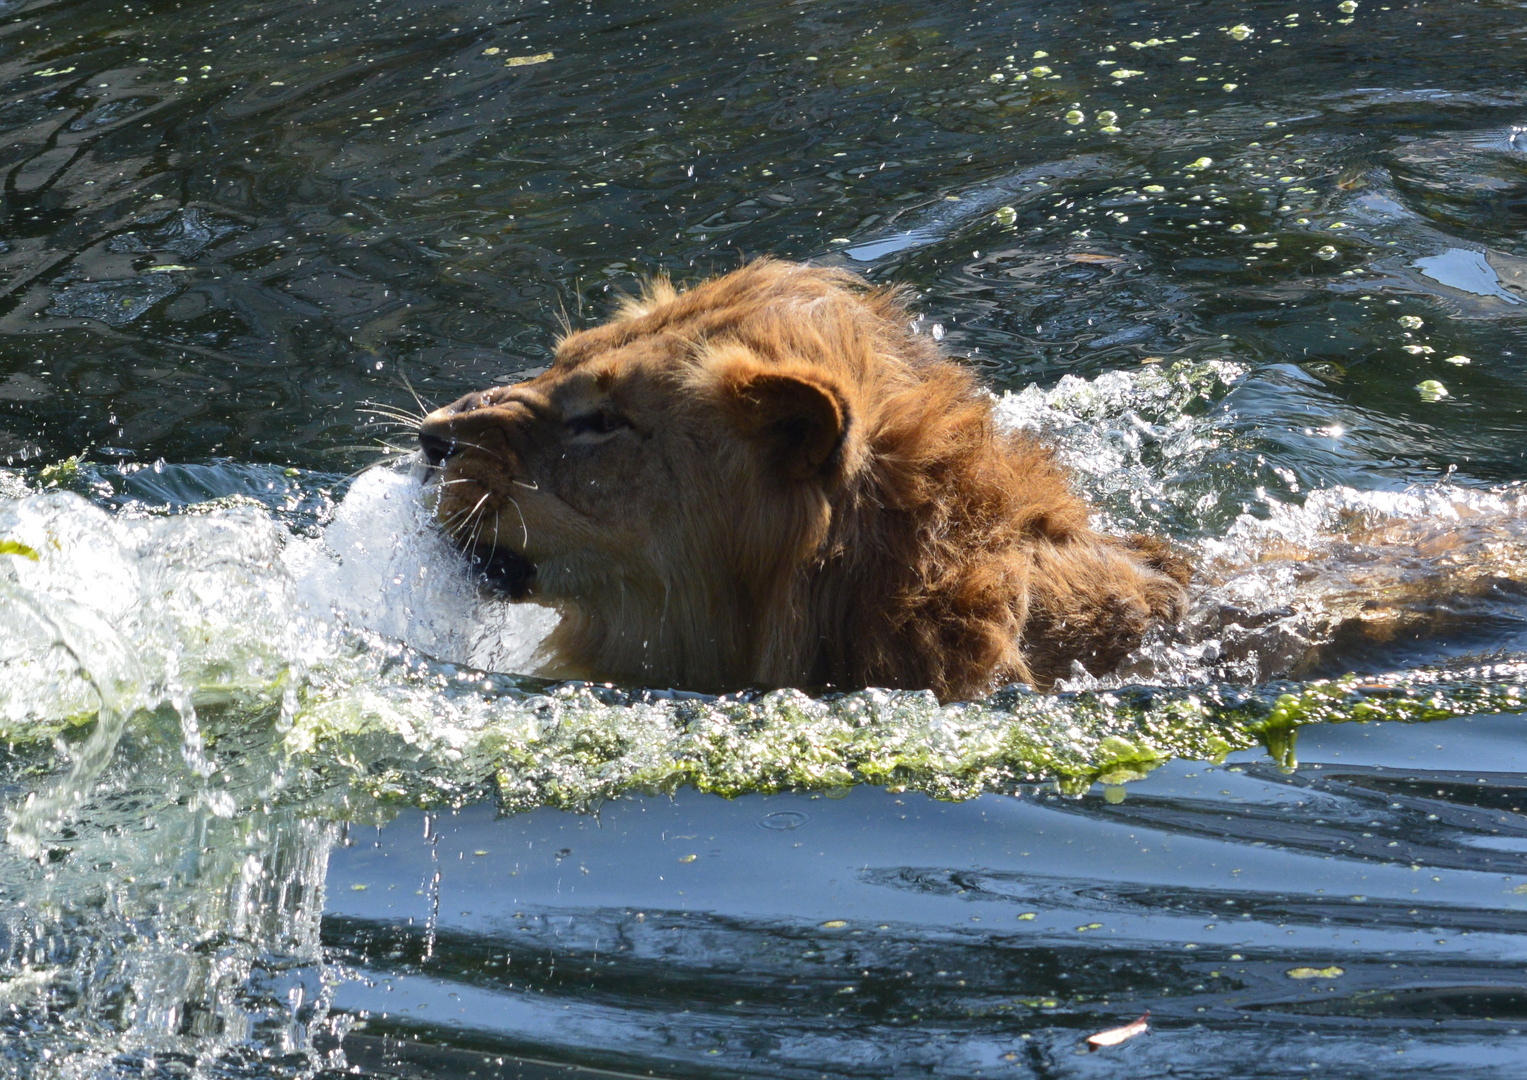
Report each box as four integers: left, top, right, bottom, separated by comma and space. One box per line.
419, 259, 1188, 701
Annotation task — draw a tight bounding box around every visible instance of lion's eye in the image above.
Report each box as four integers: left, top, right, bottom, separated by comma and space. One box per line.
564, 410, 630, 438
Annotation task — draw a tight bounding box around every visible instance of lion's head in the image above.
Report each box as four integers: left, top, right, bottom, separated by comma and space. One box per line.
418, 259, 1185, 699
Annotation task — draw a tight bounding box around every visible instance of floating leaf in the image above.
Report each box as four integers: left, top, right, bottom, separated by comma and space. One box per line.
1066, 253, 1126, 265
1087, 1013, 1149, 1051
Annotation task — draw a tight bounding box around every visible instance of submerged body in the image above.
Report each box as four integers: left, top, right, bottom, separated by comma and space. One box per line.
417, 260, 1187, 700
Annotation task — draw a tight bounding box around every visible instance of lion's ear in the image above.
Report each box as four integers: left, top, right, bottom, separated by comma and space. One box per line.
713, 359, 850, 482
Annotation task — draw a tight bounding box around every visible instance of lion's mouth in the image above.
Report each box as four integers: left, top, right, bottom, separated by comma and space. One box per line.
470, 545, 537, 600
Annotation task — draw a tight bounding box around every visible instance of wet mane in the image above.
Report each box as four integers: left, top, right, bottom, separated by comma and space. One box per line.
422, 259, 1188, 700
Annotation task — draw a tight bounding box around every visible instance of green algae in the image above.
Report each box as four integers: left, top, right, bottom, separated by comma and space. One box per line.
16, 637, 1523, 818
280, 667, 1527, 813
38, 456, 83, 489
0, 539, 39, 560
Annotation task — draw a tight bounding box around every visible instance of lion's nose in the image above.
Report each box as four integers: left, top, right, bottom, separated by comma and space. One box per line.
418, 410, 458, 467
418, 429, 454, 467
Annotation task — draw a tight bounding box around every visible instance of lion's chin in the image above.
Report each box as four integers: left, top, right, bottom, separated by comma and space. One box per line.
470, 546, 537, 600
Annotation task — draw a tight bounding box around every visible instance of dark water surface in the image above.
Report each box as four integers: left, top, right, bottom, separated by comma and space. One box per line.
3, 0, 1527, 1076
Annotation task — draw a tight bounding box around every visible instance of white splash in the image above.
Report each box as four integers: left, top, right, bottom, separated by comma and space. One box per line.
284, 463, 557, 673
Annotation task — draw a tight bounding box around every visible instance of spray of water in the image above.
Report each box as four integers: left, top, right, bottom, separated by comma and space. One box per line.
1, 359, 1525, 1074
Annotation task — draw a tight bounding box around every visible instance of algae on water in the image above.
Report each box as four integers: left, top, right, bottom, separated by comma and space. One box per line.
5, 464, 1527, 824
284, 664, 1527, 813
0, 539, 39, 560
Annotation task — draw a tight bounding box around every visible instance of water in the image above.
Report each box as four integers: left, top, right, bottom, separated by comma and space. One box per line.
2, 0, 1527, 1075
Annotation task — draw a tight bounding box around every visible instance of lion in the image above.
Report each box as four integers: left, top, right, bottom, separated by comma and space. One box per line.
416, 259, 1188, 701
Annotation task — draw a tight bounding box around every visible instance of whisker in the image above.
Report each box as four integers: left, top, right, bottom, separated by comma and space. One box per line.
437, 494, 485, 534
398, 371, 436, 417
438, 436, 493, 455
466, 490, 492, 527
324, 442, 414, 456
409, 433, 496, 458
439, 497, 485, 535
358, 409, 428, 428
511, 478, 539, 491
358, 428, 419, 442
344, 436, 418, 454
336, 459, 393, 483
462, 499, 486, 545
358, 402, 426, 420
465, 506, 492, 586
317, 443, 422, 483
505, 496, 530, 549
